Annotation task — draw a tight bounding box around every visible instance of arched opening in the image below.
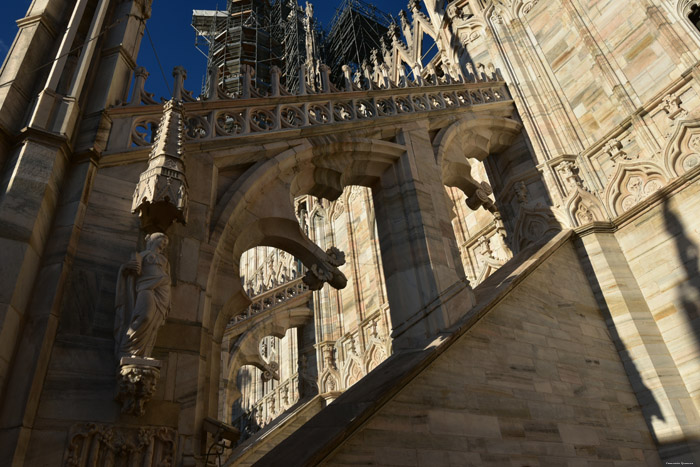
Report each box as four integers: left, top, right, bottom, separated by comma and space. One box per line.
689, 3, 700, 31
230, 328, 303, 442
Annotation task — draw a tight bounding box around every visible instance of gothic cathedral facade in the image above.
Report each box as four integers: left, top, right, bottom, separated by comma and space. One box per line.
0, 0, 699, 465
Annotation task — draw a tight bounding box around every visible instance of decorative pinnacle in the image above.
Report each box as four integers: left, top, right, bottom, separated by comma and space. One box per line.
131, 99, 189, 233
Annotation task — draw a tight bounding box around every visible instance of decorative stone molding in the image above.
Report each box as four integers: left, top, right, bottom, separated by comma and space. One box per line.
115, 357, 161, 416
261, 361, 280, 382
606, 164, 667, 216
541, 166, 564, 208
678, 0, 700, 19
512, 204, 562, 251
233, 279, 310, 328
662, 93, 688, 122
602, 138, 631, 162
321, 344, 337, 371
331, 197, 345, 221
620, 176, 663, 212
321, 372, 339, 393
663, 119, 700, 176
490, 8, 505, 25
556, 160, 586, 195
572, 198, 599, 225
65, 423, 176, 467
107, 72, 511, 155
466, 181, 496, 212
520, 0, 539, 15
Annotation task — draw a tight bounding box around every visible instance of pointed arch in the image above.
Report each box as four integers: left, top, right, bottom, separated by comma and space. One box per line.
223, 306, 313, 423
664, 118, 700, 177
433, 115, 521, 202
604, 162, 668, 217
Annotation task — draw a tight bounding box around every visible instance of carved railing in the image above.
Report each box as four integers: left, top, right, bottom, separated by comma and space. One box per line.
232, 373, 301, 442
104, 66, 511, 154
228, 278, 310, 329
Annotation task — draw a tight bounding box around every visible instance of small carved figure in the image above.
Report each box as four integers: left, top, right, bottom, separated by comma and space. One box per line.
514, 181, 529, 205
114, 233, 171, 359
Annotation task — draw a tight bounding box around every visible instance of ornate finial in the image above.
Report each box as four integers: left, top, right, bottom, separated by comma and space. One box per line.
131, 99, 189, 233
408, 0, 421, 13
172, 66, 187, 101
380, 36, 389, 55
388, 22, 400, 41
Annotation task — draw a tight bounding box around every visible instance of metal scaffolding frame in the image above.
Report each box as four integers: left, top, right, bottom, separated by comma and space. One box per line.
192, 0, 283, 96
271, 1, 308, 92
192, 0, 392, 94
325, 0, 393, 85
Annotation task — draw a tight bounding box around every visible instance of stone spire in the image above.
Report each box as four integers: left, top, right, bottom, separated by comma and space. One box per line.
131, 99, 189, 233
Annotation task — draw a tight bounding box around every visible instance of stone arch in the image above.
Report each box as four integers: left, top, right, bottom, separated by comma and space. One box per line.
364, 342, 388, 374
289, 138, 407, 200
604, 162, 667, 217
206, 135, 411, 428
223, 306, 312, 423
343, 359, 364, 389
664, 118, 700, 177
676, 0, 700, 50
678, 1, 700, 26
433, 115, 521, 204
561, 187, 607, 226
209, 137, 404, 343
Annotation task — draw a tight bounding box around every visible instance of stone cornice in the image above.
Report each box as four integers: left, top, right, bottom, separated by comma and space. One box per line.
15, 13, 58, 38
17, 125, 69, 151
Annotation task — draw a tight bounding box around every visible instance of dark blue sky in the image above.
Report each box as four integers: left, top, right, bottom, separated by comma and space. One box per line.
1, 0, 408, 101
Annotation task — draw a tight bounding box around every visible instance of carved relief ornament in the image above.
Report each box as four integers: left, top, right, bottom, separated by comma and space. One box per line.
65, 423, 176, 467
604, 162, 668, 216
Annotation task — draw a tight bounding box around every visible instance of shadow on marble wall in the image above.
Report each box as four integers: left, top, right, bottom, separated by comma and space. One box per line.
662, 200, 700, 349
576, 249, 664, 445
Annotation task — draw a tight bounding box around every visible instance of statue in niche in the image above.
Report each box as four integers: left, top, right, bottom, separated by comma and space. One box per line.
114, 232, 171, 360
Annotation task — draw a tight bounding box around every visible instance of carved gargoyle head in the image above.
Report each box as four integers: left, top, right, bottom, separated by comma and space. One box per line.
302, 247, 347, 290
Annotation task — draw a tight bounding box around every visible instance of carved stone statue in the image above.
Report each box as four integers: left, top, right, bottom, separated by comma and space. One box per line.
114, 232, 171, 360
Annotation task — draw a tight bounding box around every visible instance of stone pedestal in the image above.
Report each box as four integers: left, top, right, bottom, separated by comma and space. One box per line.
116, 357, 161, 416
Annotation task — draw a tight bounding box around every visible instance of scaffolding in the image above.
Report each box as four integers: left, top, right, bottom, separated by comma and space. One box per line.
270, 1, 308, 92
325, 0, 393, 85
192, 0, 283, 96
192, 0, 390, 95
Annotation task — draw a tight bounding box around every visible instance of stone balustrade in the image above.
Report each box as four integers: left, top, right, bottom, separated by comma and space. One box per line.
104, 69, 510, 154
228, 278, 310, 329
233, 373, 301, 442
